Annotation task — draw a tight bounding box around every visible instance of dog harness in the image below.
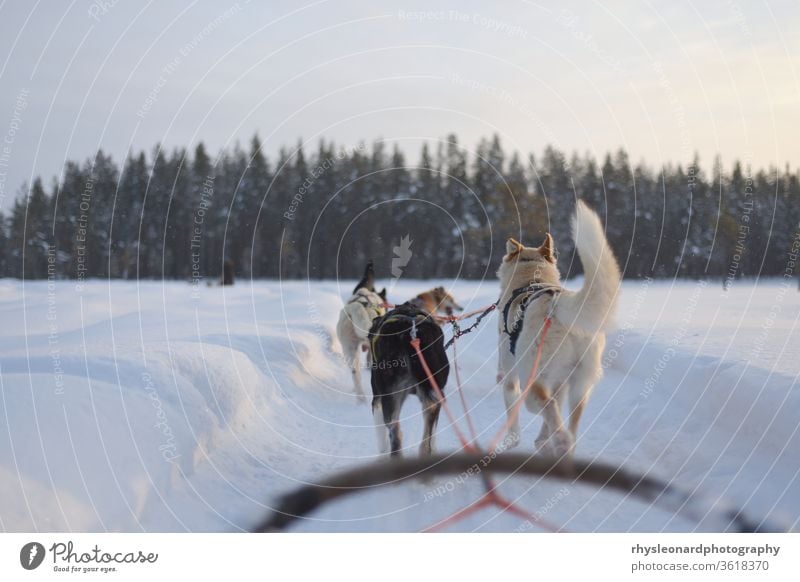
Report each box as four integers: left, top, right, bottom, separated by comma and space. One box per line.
349, 290, 385, 319
369, 306, 432, 359
500, 283, 561, 355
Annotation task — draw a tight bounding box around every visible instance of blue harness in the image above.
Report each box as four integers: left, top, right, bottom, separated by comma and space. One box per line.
501, 283, 560, 355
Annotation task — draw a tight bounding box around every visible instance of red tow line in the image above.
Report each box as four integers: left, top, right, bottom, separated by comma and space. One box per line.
410, 337, 475, 452
409, 311, 560, 532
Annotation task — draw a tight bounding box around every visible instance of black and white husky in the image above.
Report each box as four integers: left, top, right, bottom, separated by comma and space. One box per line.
336, 262, 387, 403
368, 297, 455, 458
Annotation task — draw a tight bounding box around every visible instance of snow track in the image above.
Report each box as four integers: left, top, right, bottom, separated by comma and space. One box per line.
0, 279, 797, 531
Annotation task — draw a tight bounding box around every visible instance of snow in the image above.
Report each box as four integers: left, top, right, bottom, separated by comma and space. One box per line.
0, 277, 797, 532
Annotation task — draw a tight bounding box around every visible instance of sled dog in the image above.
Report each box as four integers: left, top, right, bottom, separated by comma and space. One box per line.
368, 302, 449, 457
337, 261, 387, 402
497, 201, 620, 457
409, 286, 463, 316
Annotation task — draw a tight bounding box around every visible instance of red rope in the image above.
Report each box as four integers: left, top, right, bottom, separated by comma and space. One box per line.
410, 316, 559, 532
451, 335, 478, 443
409, 338, 476, 452
422, 493, 492, 532
488, 316, 552, 454
422, 474, 561, 533
433, 302, 496, 324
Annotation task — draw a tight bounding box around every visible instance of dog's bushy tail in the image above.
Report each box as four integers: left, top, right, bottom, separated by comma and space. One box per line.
554, 201, 621, 336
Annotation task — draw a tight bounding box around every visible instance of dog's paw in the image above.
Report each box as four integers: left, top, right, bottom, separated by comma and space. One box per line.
551, 430, 575, 458
534, 436, 551, 456
535, 430, 574, 458
503, 428, 521, 450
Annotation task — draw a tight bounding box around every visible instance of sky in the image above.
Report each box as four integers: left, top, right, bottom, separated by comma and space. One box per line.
0, 0, 798, 207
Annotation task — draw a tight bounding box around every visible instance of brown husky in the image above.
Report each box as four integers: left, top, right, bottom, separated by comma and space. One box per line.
409, 286, 463, 316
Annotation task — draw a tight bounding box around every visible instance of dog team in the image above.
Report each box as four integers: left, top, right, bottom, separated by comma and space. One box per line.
336, 201, 621, 459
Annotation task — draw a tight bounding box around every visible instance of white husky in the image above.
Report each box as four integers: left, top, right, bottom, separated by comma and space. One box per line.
337, 262, 387, 403
497, 201, 620, 457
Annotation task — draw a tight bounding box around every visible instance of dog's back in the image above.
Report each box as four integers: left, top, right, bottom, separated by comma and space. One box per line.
337, 291, 379, 345
369, 303, 449, 397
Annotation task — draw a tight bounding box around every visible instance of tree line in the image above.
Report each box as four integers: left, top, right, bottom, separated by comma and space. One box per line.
1, 134, 798, 283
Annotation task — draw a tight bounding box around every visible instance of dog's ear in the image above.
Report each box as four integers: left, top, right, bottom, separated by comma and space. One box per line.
505, 238, 524, 260
538, 233, 556, 263
378, 288, 387, 300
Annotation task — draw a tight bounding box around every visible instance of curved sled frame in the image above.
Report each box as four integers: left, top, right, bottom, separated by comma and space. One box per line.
253, 453, 772, 533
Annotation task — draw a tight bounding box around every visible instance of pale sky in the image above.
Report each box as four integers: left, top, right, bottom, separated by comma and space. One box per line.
0, 0, 798, 207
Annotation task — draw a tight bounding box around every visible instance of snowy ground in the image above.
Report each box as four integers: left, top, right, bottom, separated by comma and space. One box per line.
0, 277, 797, 532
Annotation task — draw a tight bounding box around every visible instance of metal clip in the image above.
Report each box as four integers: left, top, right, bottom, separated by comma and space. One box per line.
410, 318, 418, 340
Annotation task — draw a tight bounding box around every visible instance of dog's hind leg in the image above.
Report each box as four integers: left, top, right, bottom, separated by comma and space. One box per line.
372, 398, 389, 454
348, 343, 366, 404
567, 360, 600, 441
419, 392, 442, 456
381, 393, 405, 457
528, 382, 574, 458
502, 375, 522, 449
567, 389, 589, 438
566, 343, 602, 445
